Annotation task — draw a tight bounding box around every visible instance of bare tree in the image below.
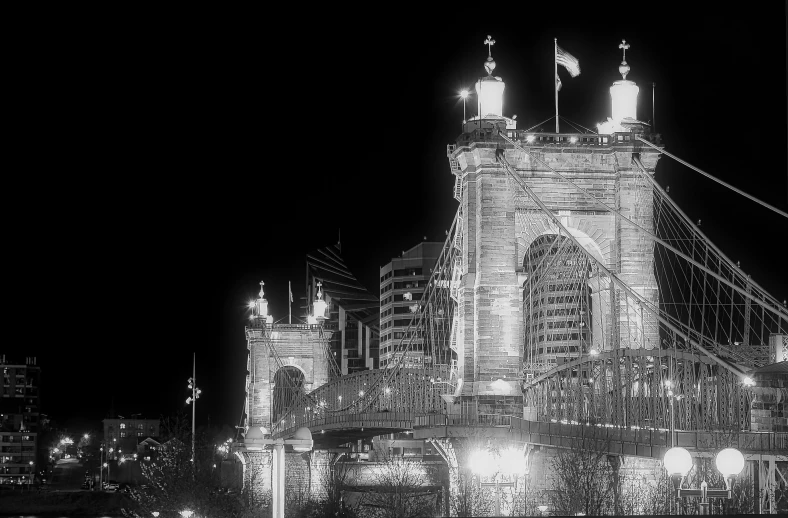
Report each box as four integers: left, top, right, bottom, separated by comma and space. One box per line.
448, 468, 493, 518
547, 430, 615, 516
359, 452, 438, 518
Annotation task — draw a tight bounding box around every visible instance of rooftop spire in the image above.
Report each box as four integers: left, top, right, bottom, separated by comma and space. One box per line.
259, 280, 265, 299
618, 39, 631, 80
484, 35, 496, 75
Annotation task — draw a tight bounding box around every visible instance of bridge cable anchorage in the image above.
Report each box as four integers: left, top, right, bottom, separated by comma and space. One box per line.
636, 136, 788, 219
271, 211, 461, 436
494, 133, 750, 381
498, 131, 787, 324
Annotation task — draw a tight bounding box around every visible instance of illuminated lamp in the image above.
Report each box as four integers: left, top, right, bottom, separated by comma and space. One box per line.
469, 449, 497, 477
313, 282, 327, 320
291, 427, 313, 453
715, 448, 745, 477
610, 80, 639, 122
663, 446, 693, 477
475, 76, 505, 119
526, 135, 535, 143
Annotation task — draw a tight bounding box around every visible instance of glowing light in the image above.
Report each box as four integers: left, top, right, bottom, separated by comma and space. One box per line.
589, 348, 599, 356
384, 387, 391, 395
610, 80, 639, 121
570, 136, 578, 143
103, 462, 108, 468
84, 434, 90, 440
152, 513, 160, 517
526, 135, 535, 143
179, 511, 194, 518
538, 505, 549, 513
663, 446, 693, 476
359, 391, 364, 397
460, 89, 469, 99
715, 448, 745, 476
469, 449, 497, 477
475, 76, 505, 118
248, 301, 256, 310
743, 377, 755, 387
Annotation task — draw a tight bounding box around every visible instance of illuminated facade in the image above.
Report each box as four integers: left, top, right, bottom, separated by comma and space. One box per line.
306, 242, 379, 375
379, 241, 442, 368
0, 356, 40, 484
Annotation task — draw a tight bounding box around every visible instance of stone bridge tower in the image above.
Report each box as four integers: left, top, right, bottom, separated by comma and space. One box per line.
449, 41, 661, 416
244, 281, 333, 432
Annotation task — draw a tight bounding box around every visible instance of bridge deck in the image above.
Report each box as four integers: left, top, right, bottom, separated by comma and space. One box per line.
276, 413, 788, 459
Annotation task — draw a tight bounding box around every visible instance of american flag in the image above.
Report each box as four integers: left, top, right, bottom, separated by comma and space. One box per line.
556, 44, 581, 77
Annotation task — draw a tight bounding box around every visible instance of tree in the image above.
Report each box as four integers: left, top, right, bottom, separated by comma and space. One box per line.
123, 412, 269, 518
359, 452, 438, 518
547, 430, 615, 516
448, 467, 493, 517
304, 452, 361, 518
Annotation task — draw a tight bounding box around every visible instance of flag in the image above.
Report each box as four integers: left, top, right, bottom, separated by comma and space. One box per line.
289, 281, 293, 303
556, 44, 581, 77
556, 74, 562, 92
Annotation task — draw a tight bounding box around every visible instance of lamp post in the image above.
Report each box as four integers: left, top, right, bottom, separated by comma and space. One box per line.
233, 426, 313, 518
460, 89, 470, 128
470, 447, 526, 516
186, 353, 201, 461
28, 460, 33, 488
663, 446, 745, 515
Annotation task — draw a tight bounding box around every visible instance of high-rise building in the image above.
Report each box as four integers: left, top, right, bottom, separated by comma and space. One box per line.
379, 242, 443, 368
306, 242, 379, 375
0, 355, 40, 485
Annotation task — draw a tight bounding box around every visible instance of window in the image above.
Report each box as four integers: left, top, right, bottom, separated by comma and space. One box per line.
137, 424, 143, 429
120, 432, 126, 438
137, 432, 143, 437
120, 423, 126, 429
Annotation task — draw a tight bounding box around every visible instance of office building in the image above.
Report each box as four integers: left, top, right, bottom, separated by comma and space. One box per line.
0, 356, 40, 484
379, 241, 442, 368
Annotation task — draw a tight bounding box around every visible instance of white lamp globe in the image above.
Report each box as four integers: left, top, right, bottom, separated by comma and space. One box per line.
469, 449, 496, 477
663, 446, 693, 476
715, 448, 745, 477
292, 427, 313, 453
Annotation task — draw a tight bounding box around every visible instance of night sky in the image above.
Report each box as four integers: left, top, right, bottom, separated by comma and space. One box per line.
9, 5, 787, 432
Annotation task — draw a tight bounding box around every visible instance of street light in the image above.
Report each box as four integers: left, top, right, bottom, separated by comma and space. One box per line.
186, 353, 201, 461
234, 426, 313, 518
470, 447, 527, 516
460, 89, 470, 126
28, 461, 33, 488
538, 504, 549, 515
663, 446, 744, 515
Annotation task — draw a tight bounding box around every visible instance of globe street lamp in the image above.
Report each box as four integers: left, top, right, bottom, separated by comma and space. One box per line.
234, 426, 313, 518
538, 504, 549, 515
663, 446, 745, 515
470, 447, 527, 516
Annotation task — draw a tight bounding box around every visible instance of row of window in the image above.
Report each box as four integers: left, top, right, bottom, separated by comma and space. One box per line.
380, 268, 423, 283
381, 292, 423, 306
535, 333, 584, 342
380, 281, 425, 295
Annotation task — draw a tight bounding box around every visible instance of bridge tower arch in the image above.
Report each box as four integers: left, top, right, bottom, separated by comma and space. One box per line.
244, 282, 334, 432
449, 41, 661, 417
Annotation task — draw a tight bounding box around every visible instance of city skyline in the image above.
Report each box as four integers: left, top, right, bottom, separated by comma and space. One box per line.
9, 5, 787, 429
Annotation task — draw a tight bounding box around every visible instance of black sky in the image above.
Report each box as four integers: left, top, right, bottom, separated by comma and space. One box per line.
9, 5, 787, 431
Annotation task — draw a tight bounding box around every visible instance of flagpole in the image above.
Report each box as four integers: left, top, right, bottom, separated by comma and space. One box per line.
288, 281, 292, 324
554, 38, 559, 133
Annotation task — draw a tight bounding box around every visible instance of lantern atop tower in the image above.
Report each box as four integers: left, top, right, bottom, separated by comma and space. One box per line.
597, 39, 642, 134
475, 35, 505, 119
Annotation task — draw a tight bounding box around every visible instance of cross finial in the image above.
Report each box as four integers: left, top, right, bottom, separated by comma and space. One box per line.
484, 35, 495, 58
259, 280, 265, 298
619, 39, 630, 61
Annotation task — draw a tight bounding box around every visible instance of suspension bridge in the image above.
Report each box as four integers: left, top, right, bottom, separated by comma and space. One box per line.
239, 42, 788, 514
